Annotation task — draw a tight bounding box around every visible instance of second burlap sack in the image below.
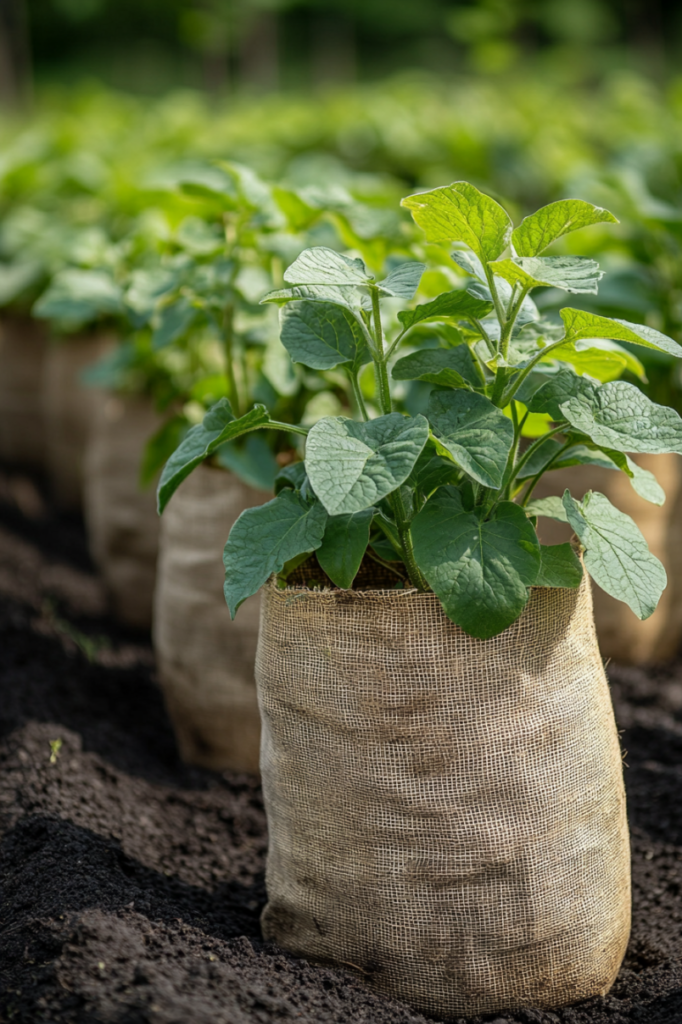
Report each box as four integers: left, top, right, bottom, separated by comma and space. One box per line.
257, 575, 630, 1019
153, 463, 270, 773
84, 393, 161, 629
0, 315, 48, 469
533, 454, 682, 665
42, 332, 115, 509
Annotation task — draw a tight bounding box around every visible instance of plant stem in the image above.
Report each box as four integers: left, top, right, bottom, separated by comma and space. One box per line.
519, 439, 576, 507
509, 424, 568, 497
347, 369, 369, 420
484, 264, 507, 333
223, 303, 241, 416
370, 284, 392, 415
499, 335, 570, 407
267, 420, 309, 437
389, 488, 428, 591
365, 549, 406, 579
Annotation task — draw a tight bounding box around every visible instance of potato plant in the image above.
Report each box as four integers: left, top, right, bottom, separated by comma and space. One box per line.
158, 182, 682, 638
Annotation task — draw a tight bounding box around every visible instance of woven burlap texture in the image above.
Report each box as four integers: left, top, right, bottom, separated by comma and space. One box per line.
84, 394, 161, 629
153, 463, 269, 772
42, 332, 115, 509
257, 574, 630, 1018
534, 455, 682, 665
0, 315, 48, 469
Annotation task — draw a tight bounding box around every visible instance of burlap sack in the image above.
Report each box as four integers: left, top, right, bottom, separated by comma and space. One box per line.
153, 463, 270, 773
533, 455, 682, 665
256, 575, 630, 1018
42, 332, 115, 510
83, 393, 161, 629
0, 315, 48, 469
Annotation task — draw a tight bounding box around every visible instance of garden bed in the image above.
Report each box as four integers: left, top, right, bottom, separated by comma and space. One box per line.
0, 467, 681, 1024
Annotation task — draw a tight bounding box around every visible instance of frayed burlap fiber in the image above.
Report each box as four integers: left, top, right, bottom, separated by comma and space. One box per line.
256, 575, 630, 1018
154, 464, 269, 773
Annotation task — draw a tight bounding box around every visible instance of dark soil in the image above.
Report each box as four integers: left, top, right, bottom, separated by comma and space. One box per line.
1, 468, 682, 1024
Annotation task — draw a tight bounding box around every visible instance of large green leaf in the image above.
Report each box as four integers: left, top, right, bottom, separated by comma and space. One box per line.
517, 441, 666, 505
316, 508, 374, 588
305, 413, 429, 515
489, 256, 603, 295
392, 347, 481, 389
548, 339, 646, 382
535, 544, 583, 588
401, 181, 512, 263
223, 490, 328, 617
397, 289, 493, 329
428, 390, 514, 489
157, 399, 270, 513
512, 199, 618, 257
563, 490, 666, 619
523, 369, 598, 420
262, 283, 360, 311
525, 496, 569, 523
560, 308, 682, 358
411, 486, 540, 638
377, 262, 425, 299
280, 300, 368, 370
283, 246, 372, 287
560, 381, 682, 454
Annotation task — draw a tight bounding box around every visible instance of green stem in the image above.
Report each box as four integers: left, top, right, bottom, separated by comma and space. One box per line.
370, 284, 392, 415
385, 326, 409, 360
499, 286, 529, 361
519, 439, 576, 507
510, 424, 568, 496
347, 369, 369, 420
365, 548, 406, 579
484, 264, 507, 334
389, 488, 428, 592
500, 335, 569, 407
266, 420, 309, 437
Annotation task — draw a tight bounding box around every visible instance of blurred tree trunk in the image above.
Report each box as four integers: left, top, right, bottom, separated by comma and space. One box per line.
239, 10, 278, 91
0, 0, 31, 110
311, 13, 356, 86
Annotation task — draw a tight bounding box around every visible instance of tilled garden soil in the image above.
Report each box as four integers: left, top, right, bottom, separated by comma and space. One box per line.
1, 469, 682, 1024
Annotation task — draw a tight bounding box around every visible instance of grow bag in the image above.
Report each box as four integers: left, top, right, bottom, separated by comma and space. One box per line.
153, 463, 269, 773
0, 315, 48, 469
533, 454, 682, 665
84, 393, 161, 629
42, 332, 115, 509
256, 574, 630, 1019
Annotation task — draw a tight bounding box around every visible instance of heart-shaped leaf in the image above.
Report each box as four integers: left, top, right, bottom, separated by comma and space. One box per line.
562, 490, 666, 619
280, 300, 368, 370
283, 246, 372, 287
305, 413, 429, 515
316, 508, 374, 589
411, 486, 540, 638
402, 181, 512, 262
392, 347, 481, 389
489, 256, 603, 294
428, 390, 514, 488
223, 490, 328, 617
157, 398, 271, 513
560, 308, 682, 358
560, 381, 682, 455
512, 199, 618, 257
535, 543, 583, 588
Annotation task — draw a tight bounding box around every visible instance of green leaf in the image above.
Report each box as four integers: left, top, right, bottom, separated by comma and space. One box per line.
562, 490, 666, 619
283, 246, 372, 287
411, 486, 540, 639
152, 297, 198, 349
306, 413, 429, 515
215, 433, 278, 492
428, 390, 514, 489
377, 262, 425, 299
261, 283, 360, 311
33, 269, 124, 325
560, 308, 682, 359
157, 399, 270, 513
605, 451, 665, 505
516, 441, 664, 505
524, 369, 598, 420
275, 462, 307, 494
489, 256, 603, 294
560, 381, 682, 455
392, 347, 481, 389
279, 300, 368, 371
397, 289, 493, 329
401, 181, 513, 263
548, 339, 646, 383
223, 490, 328, 617
316, 508, 374, 588
535, 544, 583, 588
512, 199, 618, 257
407, 444, 462, 497
525, 496, 569, 523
